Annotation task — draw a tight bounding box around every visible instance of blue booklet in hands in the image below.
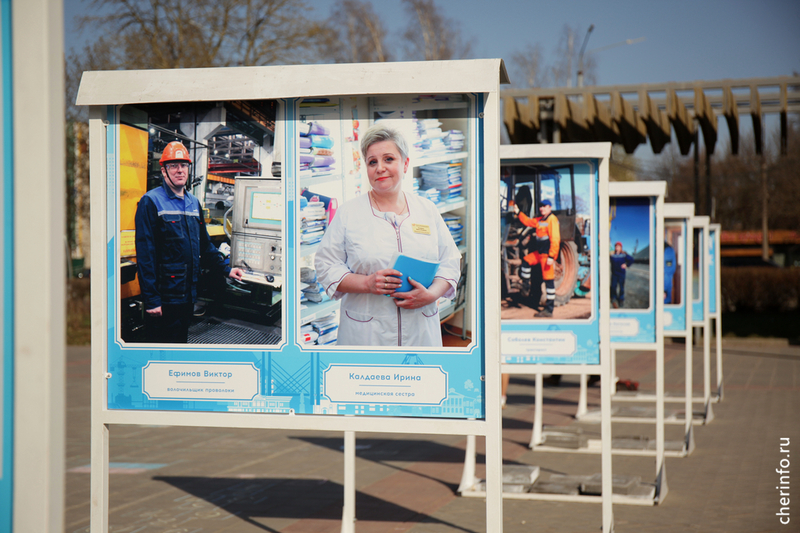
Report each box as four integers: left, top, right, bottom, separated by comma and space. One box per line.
390, 253, 440, 294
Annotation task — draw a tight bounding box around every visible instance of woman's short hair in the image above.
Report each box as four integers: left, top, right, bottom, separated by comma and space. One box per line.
361, 122, 409, 162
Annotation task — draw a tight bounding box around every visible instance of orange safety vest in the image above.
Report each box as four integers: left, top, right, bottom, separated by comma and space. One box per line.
519, 212, 561, 259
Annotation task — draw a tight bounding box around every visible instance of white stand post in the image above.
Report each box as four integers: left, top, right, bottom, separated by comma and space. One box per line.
703, 321, 711, 411
600, 359, 614, 532
610, 347, 618, 396
530, 373, 544, 448
458, 434, 478, 493
715, 316, 724, 401
90, 423, 110, 532
576, 372, 588, 418
342, 431, 356, 533
684, 334, 694, 439
654, 203, 667, 502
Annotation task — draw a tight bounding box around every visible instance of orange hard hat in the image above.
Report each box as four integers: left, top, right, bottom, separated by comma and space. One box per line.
159, 141, 192, 166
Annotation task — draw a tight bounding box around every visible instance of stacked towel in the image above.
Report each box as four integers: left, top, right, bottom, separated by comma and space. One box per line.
299, 121, 336, 178
444, 130, 465, 152
411, 116, 447, 159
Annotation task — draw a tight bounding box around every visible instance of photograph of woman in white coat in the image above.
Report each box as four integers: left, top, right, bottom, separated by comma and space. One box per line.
315, 123, 461, 347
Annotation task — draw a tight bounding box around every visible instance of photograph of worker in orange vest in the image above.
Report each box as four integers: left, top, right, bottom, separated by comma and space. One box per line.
500, 164, 592, 321
514, 199, 560, 317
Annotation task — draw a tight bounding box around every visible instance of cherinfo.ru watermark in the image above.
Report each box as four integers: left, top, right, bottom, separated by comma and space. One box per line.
777, 437, 791, 525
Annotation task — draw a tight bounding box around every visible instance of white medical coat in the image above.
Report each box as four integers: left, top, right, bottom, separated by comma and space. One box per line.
315, 193, 461, 347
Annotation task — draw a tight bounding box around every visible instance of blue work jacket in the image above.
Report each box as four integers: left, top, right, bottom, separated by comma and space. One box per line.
134, 182, 229, 309
610, 251, 635, 277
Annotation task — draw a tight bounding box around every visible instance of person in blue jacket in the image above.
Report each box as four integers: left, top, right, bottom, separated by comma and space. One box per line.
610, 241, 634, 308
135, 141, 244, 343
664, 242, 677, 303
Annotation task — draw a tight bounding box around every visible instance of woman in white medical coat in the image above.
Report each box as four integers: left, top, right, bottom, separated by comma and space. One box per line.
315, 123, 461, 347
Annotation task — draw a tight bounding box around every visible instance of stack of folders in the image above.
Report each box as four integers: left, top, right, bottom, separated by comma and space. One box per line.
419, 161, 462, 202
312, 313, 339, 345
443, 215, 463, 246
300, 324, 319, 345
299, 267, 323, 305
300, 199, 327, 245
299, 121, 336, 179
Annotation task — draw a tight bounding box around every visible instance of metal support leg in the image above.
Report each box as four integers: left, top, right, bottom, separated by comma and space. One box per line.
530, 373, 544, 447
458, 434, 478, 493
90, 422, 110, 532
685, 333, 693, 440
576, 372, 588, 418
715, 317, 723, 401
601, 358, 614, 532
341, 431, 356, 533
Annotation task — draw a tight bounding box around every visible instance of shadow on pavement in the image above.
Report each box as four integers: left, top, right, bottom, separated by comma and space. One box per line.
153, 476, 479, 533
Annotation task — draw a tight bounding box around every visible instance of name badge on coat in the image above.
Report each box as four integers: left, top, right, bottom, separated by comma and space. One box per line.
412, 224, 431, 235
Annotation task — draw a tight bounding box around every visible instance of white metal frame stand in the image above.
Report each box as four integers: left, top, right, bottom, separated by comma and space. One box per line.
81, 60, 508, 533
461, 144, 618, 532
540, 184, 671, 503
692, 217, 715, 424
708, 224, 723, 402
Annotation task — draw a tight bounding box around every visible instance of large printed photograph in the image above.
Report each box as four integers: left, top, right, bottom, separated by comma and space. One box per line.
296, 94, 472, 349
116, 101, 283, 346
500, 163, 593, 321
608, 197, 651, 310
664, 222, 683, 305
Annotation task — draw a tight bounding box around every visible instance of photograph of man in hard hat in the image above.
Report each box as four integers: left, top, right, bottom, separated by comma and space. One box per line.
135, 141, 244, 343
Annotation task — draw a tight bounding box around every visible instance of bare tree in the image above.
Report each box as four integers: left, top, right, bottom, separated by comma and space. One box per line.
401, 0, 471, 61
549, 24, 597, 87
79, 0, 333, 70
510, 43, 547, 88
329, 0, 391, 63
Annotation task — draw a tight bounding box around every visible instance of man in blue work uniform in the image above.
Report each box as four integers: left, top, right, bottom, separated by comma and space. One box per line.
135, 141, 244, 343
610, 241, 635, 308
664, 242, 677, 303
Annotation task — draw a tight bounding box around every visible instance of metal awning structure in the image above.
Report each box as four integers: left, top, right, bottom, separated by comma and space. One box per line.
502, 76, 800, 155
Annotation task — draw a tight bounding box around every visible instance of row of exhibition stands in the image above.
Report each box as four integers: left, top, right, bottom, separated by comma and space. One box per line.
458, 167, 724, 527
1, 60, 719, 532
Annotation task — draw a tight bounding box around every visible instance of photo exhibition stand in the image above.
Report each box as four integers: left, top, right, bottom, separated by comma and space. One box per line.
708, 224, 723, 402
610, 211, 715, 425
692, 216, 716, 422
460, 143, 619, 533
547, 182, 670, 503
78, 60, 509, 532
573, 183, 678, 469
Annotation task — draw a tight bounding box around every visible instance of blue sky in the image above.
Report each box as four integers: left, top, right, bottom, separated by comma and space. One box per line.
610, 198, 651, 254
64, 0, 799, 161
65, 0, 800, 84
